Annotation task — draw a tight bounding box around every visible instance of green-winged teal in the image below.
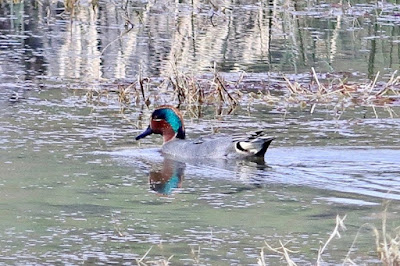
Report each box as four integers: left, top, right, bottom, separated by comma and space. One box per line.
136, 105, 274, 159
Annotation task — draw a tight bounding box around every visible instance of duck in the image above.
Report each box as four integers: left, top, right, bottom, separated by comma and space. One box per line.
135, 105, 274, 159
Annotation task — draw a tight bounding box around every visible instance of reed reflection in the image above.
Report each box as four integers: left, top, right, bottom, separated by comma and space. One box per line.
1, 0, 399, 83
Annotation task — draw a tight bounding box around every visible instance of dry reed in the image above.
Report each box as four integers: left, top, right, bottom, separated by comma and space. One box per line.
259, 204, 399, 265
344, 201, 400, 265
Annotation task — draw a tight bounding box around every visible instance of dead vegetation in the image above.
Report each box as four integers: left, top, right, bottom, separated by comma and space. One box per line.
258, 202, 400, 266
81, 67, 400, 119
280, 69, 400, 118
344, 201, 400, 266
108, 202, 399, 265
167, 62, 239, 107
135, 246, 173, 266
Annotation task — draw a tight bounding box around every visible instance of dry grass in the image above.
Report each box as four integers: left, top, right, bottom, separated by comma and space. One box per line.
258, 239, 298, 266
317, 215, 347, 265
135, 246, 173, 266
280, 69, 400, 118
344, 201, 400, 266
107, 204, 398, 265
259, 204, 400, 266
80, 68, 400, 120
167, 61, 240, 108
190, 245, 201, 264
258, 215, 346, 266
82, 68, 244, 112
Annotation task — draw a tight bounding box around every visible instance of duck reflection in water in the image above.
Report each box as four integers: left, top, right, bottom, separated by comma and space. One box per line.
149, 157, 185, 195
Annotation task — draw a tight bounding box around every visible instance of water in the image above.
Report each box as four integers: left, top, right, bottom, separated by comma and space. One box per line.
1, 0, 400, 82
1, 0, 400, 264
1, 88, 399, 264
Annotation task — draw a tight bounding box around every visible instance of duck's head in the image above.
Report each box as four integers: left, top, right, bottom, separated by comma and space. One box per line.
135, 105, 185, 143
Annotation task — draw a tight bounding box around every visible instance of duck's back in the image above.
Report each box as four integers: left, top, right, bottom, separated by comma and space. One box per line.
162, 135, 236, 159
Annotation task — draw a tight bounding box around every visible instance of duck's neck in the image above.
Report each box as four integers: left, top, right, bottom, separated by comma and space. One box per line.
162, 131, 177, 143
162, 124, 185, 143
